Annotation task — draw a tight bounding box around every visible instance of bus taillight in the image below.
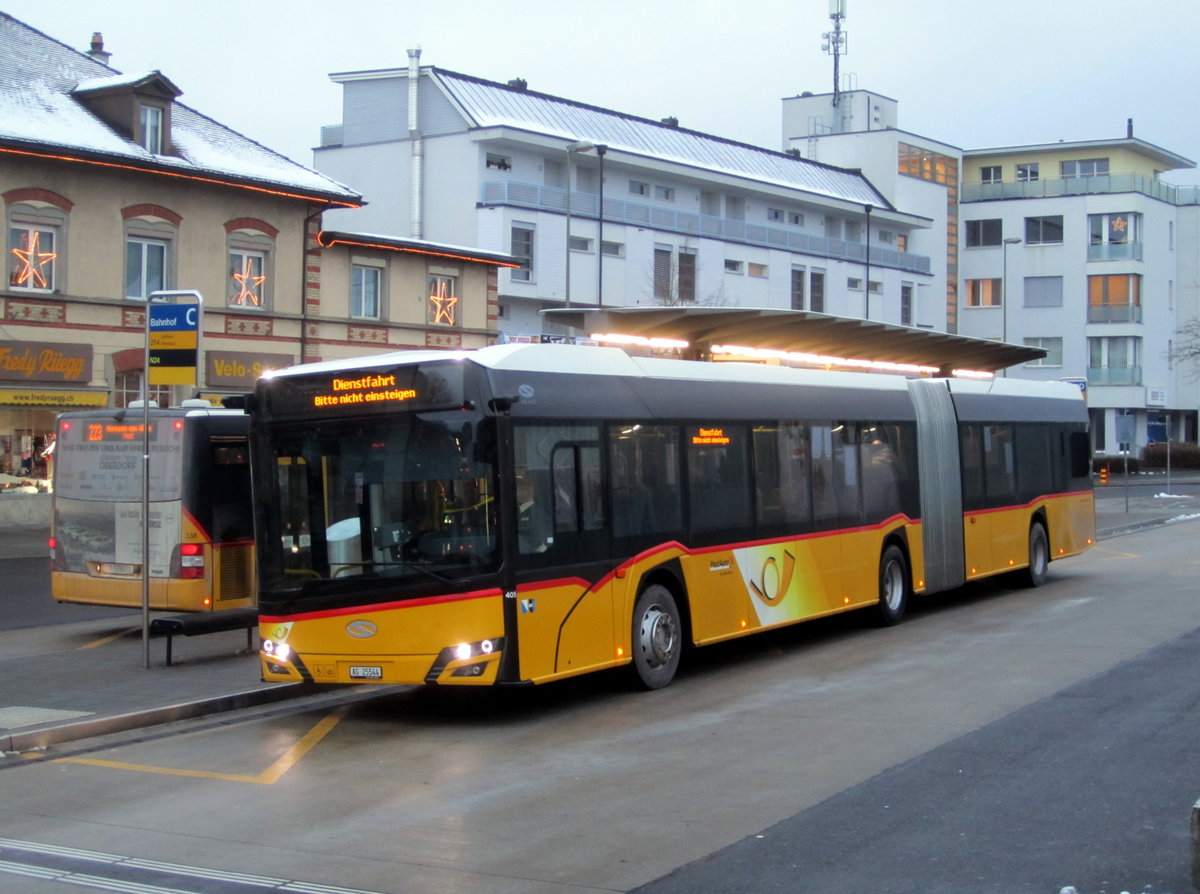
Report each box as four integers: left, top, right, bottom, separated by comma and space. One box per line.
176, 542, 206, 580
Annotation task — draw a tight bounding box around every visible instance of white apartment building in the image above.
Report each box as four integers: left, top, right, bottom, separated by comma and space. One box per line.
957, 136, 1200, 453
787, 89, 1200, 453
314, 53, 941, 340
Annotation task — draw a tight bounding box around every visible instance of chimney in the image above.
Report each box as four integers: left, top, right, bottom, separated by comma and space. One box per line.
87, 32, 111, 65
1127, 118, 1134, 138
661, 116, 679, 128
507, 77, 527, 91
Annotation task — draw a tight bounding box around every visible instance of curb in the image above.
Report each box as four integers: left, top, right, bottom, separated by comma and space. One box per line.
2, 682, 311, 753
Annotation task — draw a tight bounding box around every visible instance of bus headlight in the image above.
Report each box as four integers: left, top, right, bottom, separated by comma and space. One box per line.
262, 640, 291, 662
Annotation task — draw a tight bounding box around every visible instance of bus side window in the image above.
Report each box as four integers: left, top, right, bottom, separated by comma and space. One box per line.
753, 422, 811, 531
983, 424, 1016, 506
609, 423, 681, 539
959, 424, 985, 511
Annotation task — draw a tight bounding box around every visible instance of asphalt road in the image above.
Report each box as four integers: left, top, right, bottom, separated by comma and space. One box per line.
2, 520, 1199, 894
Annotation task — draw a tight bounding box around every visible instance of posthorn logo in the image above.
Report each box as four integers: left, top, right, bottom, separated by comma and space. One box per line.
345, 619, 378, 638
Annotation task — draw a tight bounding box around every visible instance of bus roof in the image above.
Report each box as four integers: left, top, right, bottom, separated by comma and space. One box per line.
263, 343, 1082, 400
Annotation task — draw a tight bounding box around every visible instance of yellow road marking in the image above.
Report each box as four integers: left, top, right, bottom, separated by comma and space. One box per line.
53, 708, 346, 784
79, 627, 138, 650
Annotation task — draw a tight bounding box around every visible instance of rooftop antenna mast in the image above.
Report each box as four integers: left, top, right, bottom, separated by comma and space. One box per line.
822, 0, 848, 108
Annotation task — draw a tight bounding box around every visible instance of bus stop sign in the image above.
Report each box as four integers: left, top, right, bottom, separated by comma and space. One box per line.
147, 300, 200, 386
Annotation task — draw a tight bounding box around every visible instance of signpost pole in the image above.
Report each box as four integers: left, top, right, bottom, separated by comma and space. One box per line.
142, 290, 203, 669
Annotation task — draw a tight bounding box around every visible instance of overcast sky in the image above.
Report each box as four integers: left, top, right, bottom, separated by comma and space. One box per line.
7, 0, 1199, 185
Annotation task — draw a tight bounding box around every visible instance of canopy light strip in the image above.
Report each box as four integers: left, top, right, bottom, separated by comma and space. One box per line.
590, 332, 691, 349
710, 344, 993, 379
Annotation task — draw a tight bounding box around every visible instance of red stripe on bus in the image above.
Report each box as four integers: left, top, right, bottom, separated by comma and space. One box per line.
259, 586, 504, 623
964, 491, 1092, 518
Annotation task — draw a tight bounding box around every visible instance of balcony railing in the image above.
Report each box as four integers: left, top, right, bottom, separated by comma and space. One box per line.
1087, 241, 1143, 262
1087, 366, 1142, 386
964, 173, 1200, 205
1087, 304, 1142, 323
481, 180, 933, 275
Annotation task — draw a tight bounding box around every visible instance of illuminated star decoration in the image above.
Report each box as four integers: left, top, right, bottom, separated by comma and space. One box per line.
230, 257, 266, 306
1111, 216, 1127, 233
429, 279, 458, 325
10, 231, 56, 289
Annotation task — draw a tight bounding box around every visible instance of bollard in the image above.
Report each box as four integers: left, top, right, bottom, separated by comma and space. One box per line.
1099, 466, 1109, 484
1192, 799, 1200, 891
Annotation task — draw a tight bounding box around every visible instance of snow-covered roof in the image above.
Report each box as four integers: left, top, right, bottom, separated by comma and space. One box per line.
0, 13, 360, 205
430, 68, 889, 208
318, 230, 519, 266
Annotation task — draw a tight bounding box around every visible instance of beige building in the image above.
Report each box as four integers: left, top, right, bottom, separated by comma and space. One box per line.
0, 15, 510, 482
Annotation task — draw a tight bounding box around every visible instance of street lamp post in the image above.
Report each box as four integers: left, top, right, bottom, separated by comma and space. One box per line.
565, 140, 595, 307
863, 204, 873, 320
1002, 236, 1022, 375
596, 144, 607, 306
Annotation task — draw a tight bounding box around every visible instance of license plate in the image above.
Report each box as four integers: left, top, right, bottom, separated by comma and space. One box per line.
349, 665, 383, 680
98, 563, 138, 575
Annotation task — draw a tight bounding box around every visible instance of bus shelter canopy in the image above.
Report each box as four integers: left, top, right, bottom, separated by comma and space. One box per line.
540, 307, 1045, 375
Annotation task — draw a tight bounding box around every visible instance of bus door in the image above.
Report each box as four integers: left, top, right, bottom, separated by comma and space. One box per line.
512, 423, 611, 680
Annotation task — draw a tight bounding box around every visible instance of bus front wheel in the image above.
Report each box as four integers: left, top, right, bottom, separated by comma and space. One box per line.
1022, 522, 1050, 588
630, 584, 682, 690
875, 544, 910, 627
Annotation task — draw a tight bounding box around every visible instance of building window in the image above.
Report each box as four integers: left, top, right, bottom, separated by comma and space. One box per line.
9, 223, 58, 292
896, 233, 908, 252
678, 251, 696, 303
654, 185, 675, 202
724, 259, 743, 274
351, 264, 382, 319
897, 143, 958, 186
1088, 336, 1140, 385
847, 277, 863, 291
428, 272, 459, 326
1017, 163, 1039, 182
900, 283, 913, 326
789, 211, 804, 226
125, 237, 167, 300
748, 262, 768, 278
1088, 274, 1141, 323
965, 219, 1002, 248
228, 249, 266, 307
1061, 158, 1109, 178
1088, 212, 1141, 260
485, 153, 512, 170
1025, 215, 1064, 245
123, 212, 177, 301
980, 165, 1002, 184
966, 278, 1002, 307
115, 370, 169, 409
791, 267, 806, 310
878, 230, 895, 244
139, 105, 163, 154
767, 208, 784, 222
601, 241, 624, 257
510, 225, 534, 282
1024, 276, 1063, 308
654, 246, 672, 301
226, 227, 274, 308
569, 236, 593, 253
810, 269, 825, 313
7, 199, 67, 293
629, 181, 649, 197
1024, 337, 1063, 367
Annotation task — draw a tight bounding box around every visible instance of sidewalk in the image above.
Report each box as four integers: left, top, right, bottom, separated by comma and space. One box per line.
2, 484, 1198, 756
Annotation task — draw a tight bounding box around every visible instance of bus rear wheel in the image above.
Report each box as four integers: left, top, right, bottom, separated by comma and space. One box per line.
875, 544, 910, 627
630, 584, 682, 690
1021, 522, 1050, 588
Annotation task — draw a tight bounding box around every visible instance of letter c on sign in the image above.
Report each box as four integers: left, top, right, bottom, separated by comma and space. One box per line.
185, 307, 198, 327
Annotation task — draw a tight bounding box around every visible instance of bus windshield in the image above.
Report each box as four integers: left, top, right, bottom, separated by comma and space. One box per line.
259, 412, 497, 596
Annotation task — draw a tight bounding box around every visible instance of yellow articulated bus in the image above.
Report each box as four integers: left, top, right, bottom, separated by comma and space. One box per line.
50, 404, 255, 612
248, 344, 1094, 690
